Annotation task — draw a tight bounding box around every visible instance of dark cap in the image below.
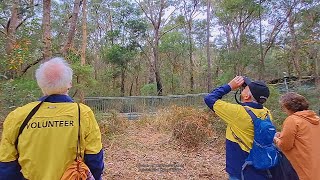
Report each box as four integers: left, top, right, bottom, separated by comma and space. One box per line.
243, 77, 270, 104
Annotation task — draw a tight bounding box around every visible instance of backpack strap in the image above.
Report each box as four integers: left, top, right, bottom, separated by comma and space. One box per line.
241, 161, 252, 180
244, 107, 256, 122
241, 162, 272, 180
15, 96, 51, 150
230, 127, 251, 151
229, 107, 256, 151
244, 107, 270, 122
76, 103, 82, 160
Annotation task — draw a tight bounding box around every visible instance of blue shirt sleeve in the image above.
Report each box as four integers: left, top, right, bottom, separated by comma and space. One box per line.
204, 84, 231, 110
0, 160, 24, 180
84, 149, 104, 180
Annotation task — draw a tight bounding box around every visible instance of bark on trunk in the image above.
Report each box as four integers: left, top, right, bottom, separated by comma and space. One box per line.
61, 0, 82, 55
120, 68, 125, 96
81, 0, 87, 66
206, 0, 212, 92
288, 14, 301, 79
6, 0, 19, 55
42, 0, 52, 61
188, 22, 194, 93
153, 28, 163, 95
79, 0, 87, 103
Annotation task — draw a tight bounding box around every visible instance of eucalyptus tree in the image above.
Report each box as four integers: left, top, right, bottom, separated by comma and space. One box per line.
42, 0, 52, 61
135, 0, 180, 95
179, 0, 201, 93
85, 0, 110, 80
297, 1, 320, 86
102, 0, 147, 96
60, 0, 82, 55
206, 0, 212, 91
159, 31, 188, 94
286, 0, 320, 79
256, 0, 294, 79
0, 0, 40, 78
214, 0, 262, 77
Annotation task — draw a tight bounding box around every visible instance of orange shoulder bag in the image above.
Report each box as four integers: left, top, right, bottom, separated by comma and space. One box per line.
61, 103, 95, 180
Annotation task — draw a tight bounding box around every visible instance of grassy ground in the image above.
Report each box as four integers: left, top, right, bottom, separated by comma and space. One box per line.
101, 108, 227, 180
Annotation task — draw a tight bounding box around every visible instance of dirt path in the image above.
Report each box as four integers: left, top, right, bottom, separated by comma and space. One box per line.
103, 122, 227, 180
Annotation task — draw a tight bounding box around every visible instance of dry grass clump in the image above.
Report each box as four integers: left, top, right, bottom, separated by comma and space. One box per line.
99, 111, 129, 141
164, 106, 215, 148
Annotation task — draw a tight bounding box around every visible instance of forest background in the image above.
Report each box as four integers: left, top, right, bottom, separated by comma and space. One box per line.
0, 1, 320, 178
0, 0, 319, 122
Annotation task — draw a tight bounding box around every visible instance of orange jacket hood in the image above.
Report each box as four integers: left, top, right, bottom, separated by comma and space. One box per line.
293, 110, 320, 125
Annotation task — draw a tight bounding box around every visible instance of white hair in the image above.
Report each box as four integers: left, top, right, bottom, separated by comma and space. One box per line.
36, 57, 73, 95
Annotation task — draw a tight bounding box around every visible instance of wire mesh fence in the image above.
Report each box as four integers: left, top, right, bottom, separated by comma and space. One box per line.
84, 93, 208, 114
84, 79, 317, 116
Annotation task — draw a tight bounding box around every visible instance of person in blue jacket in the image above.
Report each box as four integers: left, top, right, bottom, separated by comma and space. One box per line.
204, 76, 272, 180
0, 57, 104, 180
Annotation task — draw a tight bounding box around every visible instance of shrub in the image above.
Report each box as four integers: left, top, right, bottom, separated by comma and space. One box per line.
168, 106, 215, 148
0, 78, 40, 118
99, 110, 129, 141
140, 83, 157, 96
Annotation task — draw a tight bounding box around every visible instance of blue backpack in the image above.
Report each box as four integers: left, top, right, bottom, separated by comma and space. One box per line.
240, 107, 280, 179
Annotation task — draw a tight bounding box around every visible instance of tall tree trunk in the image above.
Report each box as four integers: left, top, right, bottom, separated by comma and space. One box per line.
61, 0, 82, 55
148, 53, 156, 83
108, 6, 114, 45
258, 0, 264, 80
120, 68, 125, 96
153, 29, 163, 95
182, 0, 198, 93
206, 0, 212, 92
6, 0, 19, 55
42, 0, 52, 61
137, 0, 170, 95
81, 0, 87, 66
5, 0, 19, 78
314, 48, 320, 89
79, 0, 87, 103
135, 74, 139, 95
288, 11, 301, 79
188, 22, 194, 93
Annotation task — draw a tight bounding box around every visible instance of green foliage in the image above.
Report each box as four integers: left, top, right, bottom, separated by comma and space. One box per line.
216, 0, 261, 20
263, 85, 284, 130
71, 62, 97, 90
0, 78, 41, 116
64, 51, 97, 97
140, 83, 157, 96
104, 45, 134, 67
216, 71, 233, 86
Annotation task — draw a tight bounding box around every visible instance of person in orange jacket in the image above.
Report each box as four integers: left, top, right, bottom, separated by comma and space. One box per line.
274, 92, 320, 180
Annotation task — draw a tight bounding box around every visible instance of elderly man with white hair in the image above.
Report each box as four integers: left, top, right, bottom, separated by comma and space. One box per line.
0, 57, 104, 180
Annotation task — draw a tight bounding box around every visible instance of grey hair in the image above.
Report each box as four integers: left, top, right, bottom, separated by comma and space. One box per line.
35, 57, 73, 95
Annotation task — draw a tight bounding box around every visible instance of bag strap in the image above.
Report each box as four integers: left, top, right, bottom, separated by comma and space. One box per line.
76, 103, 82, 159
230, 106, 267, 151
15, 96, 51, 150
244, 106, 270, 122
244, 107, 256, 122
230, 126, 251, 150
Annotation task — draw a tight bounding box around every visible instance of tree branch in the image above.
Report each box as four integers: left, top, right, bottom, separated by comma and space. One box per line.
0, 29, 5, 35
19, 57, 43, 77
162, 6, 177, 26
135, 0, 154, 25
15, 16, 29, 30
159, 24, 182, 39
